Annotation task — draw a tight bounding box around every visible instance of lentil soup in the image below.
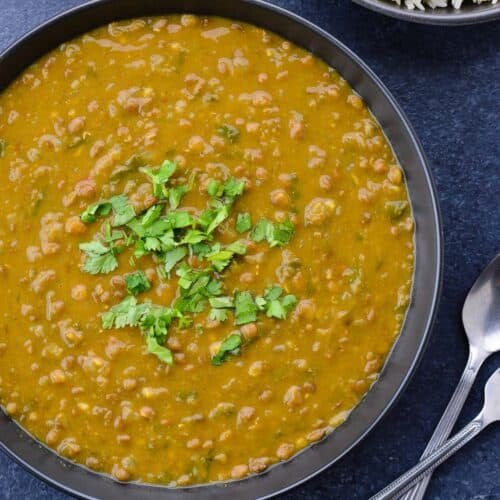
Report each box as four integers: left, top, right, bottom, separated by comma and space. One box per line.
0, 15, 414, 486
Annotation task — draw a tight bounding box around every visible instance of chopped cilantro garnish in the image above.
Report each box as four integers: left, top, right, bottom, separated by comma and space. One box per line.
234, 291, 258, 325
80, 154, 299, 368
251, 218, 294, 247
81, 200, 112, 224
79, 241, 118, 275
182, 229, 208, 245
211, 332, 242, 365
140, 159, 177, 199
258, 285, 298, 319
209, 308, 230, 323
217, 124, 240, 144
223, 177, 245, 199
208, 296, 234, 323
141, 204, 162, 227
164, 246, 187, 274
147, 335, 173, 364
169, 184, 189, 209
125, 270, 151, 296
109, 195, 136, 226
207, 179, 222, 197
236, 212, 252, 233
80, 195, 135, 226
207, 241, 247, 272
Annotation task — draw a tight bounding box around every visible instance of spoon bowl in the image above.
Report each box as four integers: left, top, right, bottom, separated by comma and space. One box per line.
463, 254, 500, 355
480, 367, 500, 425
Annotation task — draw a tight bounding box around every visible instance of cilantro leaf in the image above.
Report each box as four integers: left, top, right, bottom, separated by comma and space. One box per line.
217, 124, 240, 144
147, 335, 173, 365
264, 285, 283, 301
169, 184, 189, 209
209, 296, 234, 308
207, 179, 222, 197
101, 295, 140, 328
211, 332, 242, 365
166, 210, 194, 229
141, 204, 162, 227
236, 212, 252, 233
258, 285, 298, 319
223, 177, 245, 199
182, 229, 208, 245
140, 160, 177, 199
207, 240, 247, 272
250, 218, 294, 247
79, 241, 118, 274
209, 308, 230, 322
234, 291, 257, 325
81, 200, 112, 224
125, 270, 151, 296
164, 246, 187, 274
109, 195, 136, 226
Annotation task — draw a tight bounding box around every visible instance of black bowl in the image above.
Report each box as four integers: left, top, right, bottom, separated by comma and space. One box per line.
0, 1, 443, 498
352, 0, 500, 26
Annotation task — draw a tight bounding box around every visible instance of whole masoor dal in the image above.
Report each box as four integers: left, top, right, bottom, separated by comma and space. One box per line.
0, 15, 414, 486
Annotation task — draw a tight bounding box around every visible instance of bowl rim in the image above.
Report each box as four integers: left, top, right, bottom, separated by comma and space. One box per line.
352, 0, 500, 26
0, 0, 443, 498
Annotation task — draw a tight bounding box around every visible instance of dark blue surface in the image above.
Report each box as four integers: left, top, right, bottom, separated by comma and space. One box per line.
1, 1, 499, 499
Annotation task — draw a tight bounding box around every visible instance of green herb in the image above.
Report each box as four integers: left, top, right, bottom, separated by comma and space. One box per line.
80, 195, 135, 226
223, 177, 245, 199
109, 195, 136, 226
258, 285, 298, 319
234, 291, 258, 325
125, 270, 151, 296
250, 218, 294, 247
81, 201, 113, 224
141, 204, 162, 227
211, 332, 242, 365
236, 213, 252, 233
147, 335, 173, 364
182, 229, 208, 245
175, 265, 221, 314
198, 203, 229, 234
209, 308, 230, 323
217, 124, 240, 144
79, 154, 299, 368
207, 179, 222, 197
208, 296, 234, 323
206, 241, 247, 272
140, 160, 177, 199
209, 296, 234, 308
385, 200, 408, 220
79, 241, 118, 274
169, 184, 189, 209
164, 246, 188, 274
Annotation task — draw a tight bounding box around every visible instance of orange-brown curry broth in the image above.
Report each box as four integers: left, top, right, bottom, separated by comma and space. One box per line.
0, 16, 414, 485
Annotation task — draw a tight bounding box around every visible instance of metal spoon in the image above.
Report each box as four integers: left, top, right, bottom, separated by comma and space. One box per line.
371, 366, 500, 500
399, 252, 500, 500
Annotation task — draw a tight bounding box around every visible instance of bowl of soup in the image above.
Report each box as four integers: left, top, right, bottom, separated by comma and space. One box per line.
0, 0, 442, 498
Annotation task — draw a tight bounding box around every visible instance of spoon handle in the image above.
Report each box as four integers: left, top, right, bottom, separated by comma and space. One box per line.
400, 346, 486, 500
370, 419, 483, 500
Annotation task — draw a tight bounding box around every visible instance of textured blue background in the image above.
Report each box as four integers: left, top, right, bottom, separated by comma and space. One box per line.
0, 1, 499, 499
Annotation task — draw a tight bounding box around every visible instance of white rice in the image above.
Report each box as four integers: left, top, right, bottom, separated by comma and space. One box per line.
391, 0, 497, 10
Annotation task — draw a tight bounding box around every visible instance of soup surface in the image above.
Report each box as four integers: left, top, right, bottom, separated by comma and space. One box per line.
0, 15, 414, 486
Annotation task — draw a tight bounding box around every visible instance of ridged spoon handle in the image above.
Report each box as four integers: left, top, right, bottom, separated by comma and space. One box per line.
370, 419, 483, 500
400, 346, 487, 500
